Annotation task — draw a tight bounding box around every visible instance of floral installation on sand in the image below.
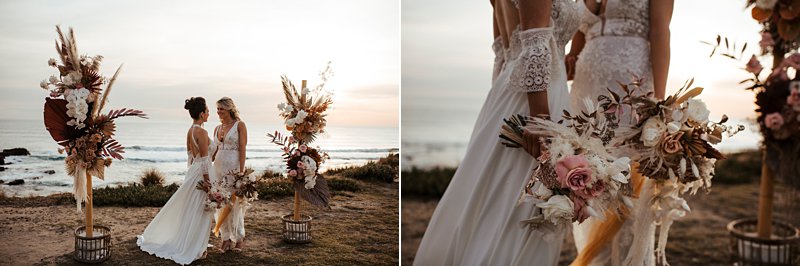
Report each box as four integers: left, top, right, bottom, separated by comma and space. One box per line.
39, 26, 147, 212
710, 37, 800, 186
268, 62, 334, 209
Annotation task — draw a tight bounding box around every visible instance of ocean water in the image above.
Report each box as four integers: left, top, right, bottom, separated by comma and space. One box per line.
0, 119, 398, 197
402, 118, 762, 170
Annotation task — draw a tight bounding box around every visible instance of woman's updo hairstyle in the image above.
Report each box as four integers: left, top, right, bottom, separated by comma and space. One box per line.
184, 97, 206, 120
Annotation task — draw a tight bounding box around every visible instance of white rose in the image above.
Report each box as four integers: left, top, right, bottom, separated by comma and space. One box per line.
667, 121, 681, 134
640, 117, 666, 147
756, 0, 778, 9
536, 195, 574, 225
285, 118, 296, 127
686, 99, 710, 123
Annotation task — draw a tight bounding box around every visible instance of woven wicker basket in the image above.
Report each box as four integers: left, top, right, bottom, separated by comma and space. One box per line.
74, 225, 111, 263
281, 214, 313, 244
728, 218, 800, 266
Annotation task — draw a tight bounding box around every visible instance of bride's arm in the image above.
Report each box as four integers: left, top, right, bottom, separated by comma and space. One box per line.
195, 129, 211, 184
650, 0, 674, 100
237, 121, 248, 173
516, 0, 553, 157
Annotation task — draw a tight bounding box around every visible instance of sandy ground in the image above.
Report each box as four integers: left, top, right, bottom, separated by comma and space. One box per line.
0, 180, 398, 265
402, 183, 800, 265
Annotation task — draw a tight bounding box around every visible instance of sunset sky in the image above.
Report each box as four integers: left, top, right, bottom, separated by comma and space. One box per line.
403, 0, 765, 143
0, 0, 399, 128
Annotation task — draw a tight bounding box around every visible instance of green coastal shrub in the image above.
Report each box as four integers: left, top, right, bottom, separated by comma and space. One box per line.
93, 183, 179, 207
139, 168, 166, 186
325, 153, 398, 183
401, 167, 456, 198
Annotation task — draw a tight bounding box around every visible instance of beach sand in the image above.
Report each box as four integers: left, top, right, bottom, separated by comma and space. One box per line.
0, 178, 398, 265
402, 182, 800, 265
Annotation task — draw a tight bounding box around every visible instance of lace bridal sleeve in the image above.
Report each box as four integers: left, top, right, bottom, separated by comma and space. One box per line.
195, 156, 211, 177
510, 27, 554, 93
492, 37, 505, 82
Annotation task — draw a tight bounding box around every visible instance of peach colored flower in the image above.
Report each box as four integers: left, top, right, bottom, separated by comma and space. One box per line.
662, 131, 685, 154
787, 88, 800, 106
765, 112, 784, 130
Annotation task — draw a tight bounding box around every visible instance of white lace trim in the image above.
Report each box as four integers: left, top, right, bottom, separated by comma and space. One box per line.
510, 27, 554, 93
493, 37, 506, 82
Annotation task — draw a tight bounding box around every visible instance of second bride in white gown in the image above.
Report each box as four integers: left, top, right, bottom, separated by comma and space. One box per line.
413, 0, 581, 265
212, 97, 249, 252
137, 97, 214, 265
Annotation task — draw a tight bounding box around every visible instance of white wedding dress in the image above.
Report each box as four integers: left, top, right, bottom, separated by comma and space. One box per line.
413, 1, 580, 265
213, 121, 247, 244
569, 1, 655, 265
137, 125, 213, 265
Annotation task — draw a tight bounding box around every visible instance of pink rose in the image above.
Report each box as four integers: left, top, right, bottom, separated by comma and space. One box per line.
288, 170, 297, 177
746, 55, 763, 75
571, 196, 590, 223
765, 112, 784, 130
297, 161, 305, 168
555, 155, 593, 192
288, 136, 296, 144
299, 144, 308, 153
292, 150, 301, 157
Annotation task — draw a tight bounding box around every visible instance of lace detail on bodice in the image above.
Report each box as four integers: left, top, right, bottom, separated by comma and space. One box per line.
216, 121, 240, 151
581, 0, 649, 40
504, 0, 581, 60
552, 0, 582, 48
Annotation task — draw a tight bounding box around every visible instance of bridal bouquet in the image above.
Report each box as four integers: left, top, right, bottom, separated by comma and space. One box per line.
196, 180, 229, 212
39, 26, 147, 212
500, 97, 633, 230
614, 81, 744, 264
222, 168, 261, 201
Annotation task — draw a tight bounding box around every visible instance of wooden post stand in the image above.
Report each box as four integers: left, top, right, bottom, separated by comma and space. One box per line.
85, 171, 93, 237
292, 79, 308, 222
756, 150, 774, 238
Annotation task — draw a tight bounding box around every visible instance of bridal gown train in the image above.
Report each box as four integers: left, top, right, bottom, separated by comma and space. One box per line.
413, 0, 581, 265
569, 1, 656, 265
137, 125, 213, 265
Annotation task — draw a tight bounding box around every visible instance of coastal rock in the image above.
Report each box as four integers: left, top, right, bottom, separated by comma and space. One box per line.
2, 148, 30, 156
0, 180, 3, 184
7, 179, 24, 185
44, 170, 56, 175
0, 166, 4, 172
0, 154, 4, 165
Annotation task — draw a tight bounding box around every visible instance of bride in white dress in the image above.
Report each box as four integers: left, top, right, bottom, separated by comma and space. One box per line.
137, 97, 213, 265
413, 0, 580, 265
211, 97, 249, 252
565, 0, 673, 265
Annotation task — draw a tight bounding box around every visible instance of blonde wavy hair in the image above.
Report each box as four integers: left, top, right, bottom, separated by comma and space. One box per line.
216, 97, 241, 121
